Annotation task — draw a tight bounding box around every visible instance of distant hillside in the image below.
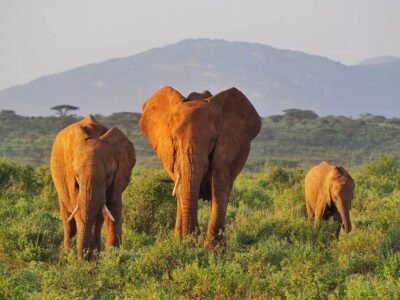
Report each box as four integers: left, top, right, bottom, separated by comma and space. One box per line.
359, 56, 400, 66
0, 39, 399, 117
1, 111, 399, 168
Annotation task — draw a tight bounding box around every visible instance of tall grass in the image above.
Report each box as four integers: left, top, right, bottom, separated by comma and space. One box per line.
0, 155, 399, 299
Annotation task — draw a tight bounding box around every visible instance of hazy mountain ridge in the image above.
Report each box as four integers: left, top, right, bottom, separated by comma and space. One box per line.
359, 56, 400, 66
0, 39, 399, 116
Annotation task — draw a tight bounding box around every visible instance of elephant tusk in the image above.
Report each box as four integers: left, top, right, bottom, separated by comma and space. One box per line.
67, 204, 79, 222
172, 175, 181, 196
103, 204, 115, 222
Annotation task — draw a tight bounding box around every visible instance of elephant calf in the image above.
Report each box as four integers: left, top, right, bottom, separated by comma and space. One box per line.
305, 161, 355, 237
51, 115, 135, 258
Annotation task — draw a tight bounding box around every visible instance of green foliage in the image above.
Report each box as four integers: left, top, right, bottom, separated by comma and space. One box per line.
51, 104, 79, 116
1, 156, 400, 298
0, 161, 61, 267
282, 108, 319, 120
1, 112, 400, 169
0, 158, 38, 198
123, 169, 176, 235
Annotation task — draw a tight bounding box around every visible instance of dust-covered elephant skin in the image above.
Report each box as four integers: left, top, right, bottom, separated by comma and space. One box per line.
139, 86, 261, 247
305, 161, 355, 237
186, 90, 212, 101
50, 115, 135, 258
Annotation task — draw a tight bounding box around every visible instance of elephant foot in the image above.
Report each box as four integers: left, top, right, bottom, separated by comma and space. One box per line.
173, 228, 183, 240
204, 234, 226, 250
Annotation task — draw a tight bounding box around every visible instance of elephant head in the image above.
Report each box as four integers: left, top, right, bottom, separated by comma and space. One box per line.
322, 167, 354, 233
139, 87, 260, 239
186, 90, 212, 101
68, 121, 135, 257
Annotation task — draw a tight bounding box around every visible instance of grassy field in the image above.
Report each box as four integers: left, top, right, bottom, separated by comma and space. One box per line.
1, 155, 400, 299
1, 110, 399, 169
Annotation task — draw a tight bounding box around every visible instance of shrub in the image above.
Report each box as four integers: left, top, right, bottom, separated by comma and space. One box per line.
34, 164, 58, 212
362, 154, 399, 178
345, 275, 400, 299
0, 205, 62, 264
230, 171, 272, 208
123, 169, 176, 235
0, 158, 39, 198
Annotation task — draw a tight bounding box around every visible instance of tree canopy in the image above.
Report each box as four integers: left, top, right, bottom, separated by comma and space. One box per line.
51, 105, 79, 116
0, 110, 17, 117
282, 108, 319, 120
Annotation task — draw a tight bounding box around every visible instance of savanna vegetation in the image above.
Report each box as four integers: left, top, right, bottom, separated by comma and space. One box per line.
1, 155, 400, 299
1, 109, 399, 168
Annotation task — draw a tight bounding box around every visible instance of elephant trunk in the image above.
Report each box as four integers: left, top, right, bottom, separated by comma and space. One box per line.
337, 202, 352, 233
76, 182, 105, 259
179, 159, 204, 237
77, 222, 93, 258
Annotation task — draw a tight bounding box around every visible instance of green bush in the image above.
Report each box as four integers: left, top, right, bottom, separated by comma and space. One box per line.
0, 158, 39, 198
230, 171, 272, 208
123, 169, 176, 235
0, 200, 62, 265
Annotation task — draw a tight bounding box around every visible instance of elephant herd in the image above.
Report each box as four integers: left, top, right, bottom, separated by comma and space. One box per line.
50, 86, 355, 259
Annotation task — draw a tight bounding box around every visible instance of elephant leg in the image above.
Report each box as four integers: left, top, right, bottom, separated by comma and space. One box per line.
59, 200, 76, 254
331, 211, 342, 239
174, 195, 182, 238
92, 211, 104, 253
62, 219, 77, 254
205, 172, 231, 248
306, 200, 314, 222
314, 201, 327, 227
104, 201, 122, 248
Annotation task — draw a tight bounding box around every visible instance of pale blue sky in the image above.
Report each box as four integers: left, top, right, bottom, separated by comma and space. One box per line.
1, 0, 399, 90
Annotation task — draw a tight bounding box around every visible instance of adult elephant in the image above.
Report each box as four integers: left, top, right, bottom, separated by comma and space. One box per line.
186, 90, 212, 101
305, 161, 355, 238
51, 115, 135, 258
139, 86, 261, 246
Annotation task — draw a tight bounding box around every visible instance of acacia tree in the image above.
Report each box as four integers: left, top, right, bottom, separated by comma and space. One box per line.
51, 105, 79, 116
0, 110, 17, 117
283, 109, 319, 120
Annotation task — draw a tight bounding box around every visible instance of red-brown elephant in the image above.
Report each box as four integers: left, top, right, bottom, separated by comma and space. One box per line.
139, 86, 261, 246
51, 115, 135, 258
305, 161, 355, 238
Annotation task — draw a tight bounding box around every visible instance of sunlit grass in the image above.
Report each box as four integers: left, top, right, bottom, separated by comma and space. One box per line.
1, 155, 399, 298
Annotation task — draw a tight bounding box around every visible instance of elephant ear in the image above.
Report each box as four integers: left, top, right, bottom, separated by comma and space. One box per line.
139, 86, 184, 178
322, 167, 343, 207
100, 128, 136, 195
186, 90, 213, 101
77, 115, 108, 139
337, 166, 355, 210
209, 87, 261, 166
75, 125, 92, 141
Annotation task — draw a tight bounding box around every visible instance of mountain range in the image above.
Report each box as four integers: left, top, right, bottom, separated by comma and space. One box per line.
0, 39, 399, 117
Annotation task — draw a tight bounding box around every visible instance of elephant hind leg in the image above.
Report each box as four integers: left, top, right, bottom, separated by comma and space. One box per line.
92, 211, 104, 253
69, 219, 77, 238
63, 219, 77, 254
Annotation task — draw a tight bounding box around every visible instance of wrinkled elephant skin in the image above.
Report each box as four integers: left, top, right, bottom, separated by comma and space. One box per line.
51, 115, 135, 259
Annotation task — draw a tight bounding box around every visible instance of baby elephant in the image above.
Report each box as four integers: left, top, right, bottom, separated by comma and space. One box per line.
305, 161, 355, 237
51, 115, 135, 258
